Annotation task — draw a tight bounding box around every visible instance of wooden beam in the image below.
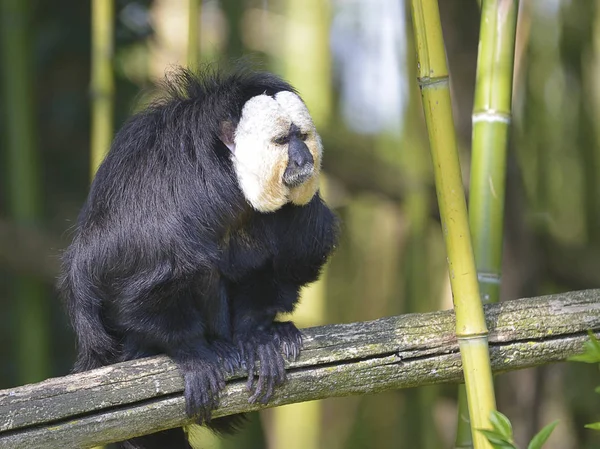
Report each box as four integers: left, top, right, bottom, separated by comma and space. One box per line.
1, 290, 599, 448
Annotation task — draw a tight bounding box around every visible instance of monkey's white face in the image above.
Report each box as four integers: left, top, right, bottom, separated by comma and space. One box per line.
226, 91, 322, 213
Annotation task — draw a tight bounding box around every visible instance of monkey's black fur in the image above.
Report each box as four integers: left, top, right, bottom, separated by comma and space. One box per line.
58, 68, 338, 448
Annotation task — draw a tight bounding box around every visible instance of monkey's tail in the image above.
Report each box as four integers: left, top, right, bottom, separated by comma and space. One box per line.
59, 250, 118, 372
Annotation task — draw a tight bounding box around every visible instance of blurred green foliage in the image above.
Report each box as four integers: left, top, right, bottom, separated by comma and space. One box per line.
1, 1, 600, 448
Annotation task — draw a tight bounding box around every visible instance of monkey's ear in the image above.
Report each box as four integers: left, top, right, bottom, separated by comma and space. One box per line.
219, 121, 236, 153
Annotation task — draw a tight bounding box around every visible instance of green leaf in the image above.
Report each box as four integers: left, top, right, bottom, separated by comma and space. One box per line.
478, 429, 516, 449
489, 410, 513, 438
527, 420, 559, 449
594, 386, 600, 394
569, 353, 600, 363
568, 331, 600, 363
589, 331, 600, 351
584, 422, 600, 431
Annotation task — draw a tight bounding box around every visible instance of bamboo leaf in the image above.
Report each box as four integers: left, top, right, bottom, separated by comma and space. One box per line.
478, 429, 516, 449
489, 411, 513, 439
527, 420, 558, 449
584, 422, 600, 431
568, 331, 600, 363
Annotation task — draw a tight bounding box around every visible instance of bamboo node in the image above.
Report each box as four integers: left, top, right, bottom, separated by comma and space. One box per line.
476, 271, 502, 285
472, 111, 511, 124
417, 76, 449, 88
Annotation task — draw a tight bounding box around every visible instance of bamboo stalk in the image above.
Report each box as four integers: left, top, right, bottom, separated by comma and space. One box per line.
0, 0, 49, 385
187, 0, 200, 68
409, 1, 497, 448
90, 0, 115, 177
400, 80, 439, 448
456, 3, 519, 446
267, 2, 334, 447
89, 6, 115, 449
469, 0, 518, 306
221, 0, 244, 60
282, 0, 332, 125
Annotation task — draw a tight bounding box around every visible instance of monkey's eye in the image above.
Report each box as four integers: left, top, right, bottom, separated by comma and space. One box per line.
296, 131, 308, 140
273, 135, 290, 145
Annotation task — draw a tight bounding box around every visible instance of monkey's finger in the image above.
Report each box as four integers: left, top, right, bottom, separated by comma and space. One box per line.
248, 369, 267, 403
221, 359, 235, 375
276, 352, 286, 384
248, 378, 265, 403
208, 369, 225, 394
248, 345, 269, 403
237, 340, 247, 361
251, 342, 279, 404
261, 343, 284, 404
262, 348, 279, 404
244, 345, 256, 391
291, 339, 300, 360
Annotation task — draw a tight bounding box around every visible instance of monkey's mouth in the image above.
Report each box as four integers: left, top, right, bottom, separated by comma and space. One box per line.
283, 164, 314, 187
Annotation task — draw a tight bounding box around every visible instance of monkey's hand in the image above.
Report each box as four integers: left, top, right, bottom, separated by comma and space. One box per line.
178, 356, 226, 424
235, 321, 303, 404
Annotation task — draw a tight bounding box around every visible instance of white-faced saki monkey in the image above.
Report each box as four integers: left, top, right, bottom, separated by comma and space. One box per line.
59, 67, 338, 449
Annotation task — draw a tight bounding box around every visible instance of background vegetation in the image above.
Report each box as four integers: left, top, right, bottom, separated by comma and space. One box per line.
1, 1, 599, 448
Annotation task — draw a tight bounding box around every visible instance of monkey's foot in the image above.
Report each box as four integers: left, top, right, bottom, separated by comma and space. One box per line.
271, 321, 303, 361
235, 330, 286, 405
211, 339, 243, 375
179, 358, 226, 424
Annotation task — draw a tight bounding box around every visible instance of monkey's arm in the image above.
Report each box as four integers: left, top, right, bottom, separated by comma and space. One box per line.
272, 193, 339, 285
228, 195, 338, 403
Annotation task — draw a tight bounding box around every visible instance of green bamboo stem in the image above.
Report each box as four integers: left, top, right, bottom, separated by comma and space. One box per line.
221, 0, 244, 61
90, 0, 115, 178
0, 0, 49, 385
282, 0, 332, 125
469, 0, 518, 305
455, 1, 519, 446
400, 94, 439, 448
455, 388, 472, 447
266, 3, 334, 447
409, 1, 497, 448
187, 0, 200, 68
89, 3, 114, 448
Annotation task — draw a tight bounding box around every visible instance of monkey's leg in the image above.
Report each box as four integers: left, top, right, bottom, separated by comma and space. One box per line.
128, 331, 227, 422
117, 288, 229, 422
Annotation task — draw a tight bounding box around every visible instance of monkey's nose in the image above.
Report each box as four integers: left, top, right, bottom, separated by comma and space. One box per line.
290, 151, 313, 170
284, 138, 314, 187
283, 154, 314, 187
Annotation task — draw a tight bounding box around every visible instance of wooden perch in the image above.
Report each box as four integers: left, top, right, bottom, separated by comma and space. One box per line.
1, 289, 600, 448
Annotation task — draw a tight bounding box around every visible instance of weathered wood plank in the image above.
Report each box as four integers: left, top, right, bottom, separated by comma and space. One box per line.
1, 290, 599, 448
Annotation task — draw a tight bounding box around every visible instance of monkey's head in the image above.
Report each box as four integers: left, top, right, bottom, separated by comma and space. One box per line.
220, 91, 322, 213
